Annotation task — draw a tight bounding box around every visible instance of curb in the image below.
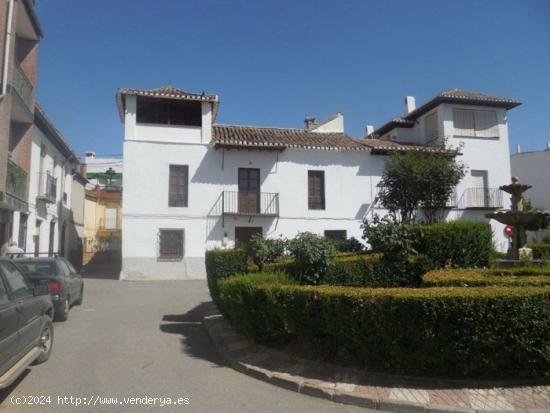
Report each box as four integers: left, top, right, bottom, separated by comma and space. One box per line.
203, 314, 550, 413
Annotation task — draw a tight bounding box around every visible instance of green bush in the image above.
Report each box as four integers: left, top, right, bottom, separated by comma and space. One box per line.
528, 243, 550, 260
205, 248, 248, 305
288, 232, 336, 284
247, 234, 288, 270
218, 274, 550, 379
409, 221, 493, 268
423, 268, 550, 287
331, 237, 365, 253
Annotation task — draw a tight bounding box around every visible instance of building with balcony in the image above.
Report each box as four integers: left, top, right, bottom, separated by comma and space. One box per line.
118, 86, 519, 280
0, 0, 43, 250
24, 105, 80, 258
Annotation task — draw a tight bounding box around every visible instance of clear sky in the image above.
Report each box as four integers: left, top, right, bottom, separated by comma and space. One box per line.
35, 0, 550, 157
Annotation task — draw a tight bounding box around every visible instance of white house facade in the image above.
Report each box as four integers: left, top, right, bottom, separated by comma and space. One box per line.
22, 105, 79, 257
118, 86, 520, 280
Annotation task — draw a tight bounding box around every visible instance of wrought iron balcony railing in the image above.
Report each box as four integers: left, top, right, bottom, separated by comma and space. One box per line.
11, 66, 33, 112
6, 160, 27, 201
37, 173, 57, 203
459, 187, 503, 209
222, 191, 279, 216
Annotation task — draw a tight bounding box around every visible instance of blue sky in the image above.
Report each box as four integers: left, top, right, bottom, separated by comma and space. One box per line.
35, 0, 550, 157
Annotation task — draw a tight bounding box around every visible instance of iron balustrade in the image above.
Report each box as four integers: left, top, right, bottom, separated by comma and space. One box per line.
222, 191, 279, 216
37, 173, 57, 203
6, 160, 27, 201
459, 187, 503, 209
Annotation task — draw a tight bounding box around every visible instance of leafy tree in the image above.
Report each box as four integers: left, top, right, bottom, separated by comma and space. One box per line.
376, 150, 465, 223
288, 232, 336, 284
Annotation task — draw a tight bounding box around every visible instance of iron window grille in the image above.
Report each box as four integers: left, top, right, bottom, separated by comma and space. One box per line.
158, 229, 185, 260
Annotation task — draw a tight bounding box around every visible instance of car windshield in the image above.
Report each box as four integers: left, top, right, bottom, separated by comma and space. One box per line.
16, 261, 58, 277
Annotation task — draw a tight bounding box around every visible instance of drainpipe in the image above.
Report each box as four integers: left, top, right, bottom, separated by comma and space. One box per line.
2, 0, 14, 95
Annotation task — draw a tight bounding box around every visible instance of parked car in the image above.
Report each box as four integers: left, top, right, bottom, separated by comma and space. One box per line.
14, 256, 84, 322
0, 258, 54, 389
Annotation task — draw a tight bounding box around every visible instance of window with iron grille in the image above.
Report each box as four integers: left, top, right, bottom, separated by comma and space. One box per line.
158, 229, 184, 259
308, 170, 325, 210
324, 230, 347, 241
169, 165, 189, 207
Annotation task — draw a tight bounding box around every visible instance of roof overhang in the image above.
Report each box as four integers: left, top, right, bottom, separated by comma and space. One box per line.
34, 104, 79, 162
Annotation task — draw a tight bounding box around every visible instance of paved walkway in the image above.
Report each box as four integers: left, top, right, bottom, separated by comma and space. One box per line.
204, 311, 550, 413
0, 279, 370, 413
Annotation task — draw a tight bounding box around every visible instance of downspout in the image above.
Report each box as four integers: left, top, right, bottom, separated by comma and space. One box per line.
2, 0, 14, 95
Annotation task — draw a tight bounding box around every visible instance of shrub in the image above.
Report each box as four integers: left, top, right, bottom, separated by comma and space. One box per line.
528, 243, 550, 260
218, 274, 550, 379
247, 235, 288, 270
423, 268, 550, 287
409, 221, 493, 268
288, 232, 336, 284
205, 248, 248, 305
331, 237, 365, 253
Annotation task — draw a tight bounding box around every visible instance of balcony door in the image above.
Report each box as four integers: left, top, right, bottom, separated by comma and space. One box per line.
471, 170, 489, 208
238, 168, 260, 214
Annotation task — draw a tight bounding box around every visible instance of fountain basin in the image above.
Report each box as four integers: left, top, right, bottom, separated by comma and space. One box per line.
487, 211, 550, 231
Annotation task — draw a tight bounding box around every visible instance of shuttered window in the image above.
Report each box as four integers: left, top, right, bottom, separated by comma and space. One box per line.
158, 229, 184, 259
169, 165, 188, 207
308, 170, 325, 210
424, 112, 438, 140
453, 109, 498, 138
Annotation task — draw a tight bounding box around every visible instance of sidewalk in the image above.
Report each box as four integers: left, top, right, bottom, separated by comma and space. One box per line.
203, 310, 550, 413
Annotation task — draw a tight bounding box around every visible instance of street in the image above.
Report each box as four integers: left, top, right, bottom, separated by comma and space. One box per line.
0, 277, 371, 413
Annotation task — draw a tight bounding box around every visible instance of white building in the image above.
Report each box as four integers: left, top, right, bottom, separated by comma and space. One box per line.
118, 86, 520, 280
20, 105, 80, 257
511, 143, 550, 241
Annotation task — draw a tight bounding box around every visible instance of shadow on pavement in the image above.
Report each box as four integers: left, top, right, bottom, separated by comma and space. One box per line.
160, 302, 223, 366
82, 252, 121, 280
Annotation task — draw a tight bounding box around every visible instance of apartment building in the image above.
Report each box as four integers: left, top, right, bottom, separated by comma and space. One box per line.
117, 86, 520, 280
0, 0, 42, 250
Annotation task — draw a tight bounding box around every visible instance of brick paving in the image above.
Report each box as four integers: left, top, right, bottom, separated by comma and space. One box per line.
203, 311, 550, 413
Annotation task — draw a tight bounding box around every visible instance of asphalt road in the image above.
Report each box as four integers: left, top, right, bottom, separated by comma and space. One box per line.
0, 277, 373, 413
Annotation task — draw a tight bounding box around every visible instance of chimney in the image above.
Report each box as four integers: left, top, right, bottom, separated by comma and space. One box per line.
365, 125, 374, 136
404, 96, 416, 114
546, 141, 550, 151
516, 144, 521, 154
304, 117, 317, 129
85, 151, 96, 161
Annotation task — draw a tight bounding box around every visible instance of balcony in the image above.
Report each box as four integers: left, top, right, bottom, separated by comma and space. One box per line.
445, 189, 458, 208
5, 160, 27, 201
459, 187, 503, 210
222, 191, 279, 217
98, 217, 120, 231
36, 173, 57, 203
10, 66, 34, 116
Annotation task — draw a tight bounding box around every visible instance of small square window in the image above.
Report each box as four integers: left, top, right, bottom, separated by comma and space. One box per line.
158, 229, 184, 259
324, 230, 347, 242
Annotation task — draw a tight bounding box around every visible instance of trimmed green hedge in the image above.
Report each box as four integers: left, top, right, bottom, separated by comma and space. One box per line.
205, 249, 248, 305
528, 243, 550, 260
423, 268, 550, 287
409, 221, 493, 268
218, 274, 550, 379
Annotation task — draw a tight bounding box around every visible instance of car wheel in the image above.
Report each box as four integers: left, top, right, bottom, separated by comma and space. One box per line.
55, 298, 70, 322
75, 286, 84, 306
34, 319, 54, 364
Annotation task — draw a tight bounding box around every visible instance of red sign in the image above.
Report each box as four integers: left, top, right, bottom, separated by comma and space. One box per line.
504, 225, 513, 237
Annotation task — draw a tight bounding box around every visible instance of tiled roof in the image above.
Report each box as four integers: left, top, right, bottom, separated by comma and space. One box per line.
116, 86, 218, 120
359, 138, 455, 154
370, 88, 521, 138
212, 124, 369, 151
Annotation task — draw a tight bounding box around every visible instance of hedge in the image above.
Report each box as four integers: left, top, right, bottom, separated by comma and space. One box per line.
409, 221, 493, 268
205, 249, 248, 305
423, 268, 550, 287
527, 243, 550, 260
218, 274, 550, 379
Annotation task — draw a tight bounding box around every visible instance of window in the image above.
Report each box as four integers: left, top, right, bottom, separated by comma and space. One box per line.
158, 229, 184, 259
137, 97, 202, 126
0, 262, 31, 299
324, 230, 347, 241
453, 109, 498, 138
424, 112, 438, 141
169, 165, 189, 207
308, 170, 325, 210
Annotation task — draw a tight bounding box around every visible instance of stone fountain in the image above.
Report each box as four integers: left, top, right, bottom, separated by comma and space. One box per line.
487, 177, 550, 260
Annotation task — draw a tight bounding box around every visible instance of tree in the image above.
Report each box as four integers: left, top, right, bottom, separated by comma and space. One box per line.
377, 150, 465, 224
